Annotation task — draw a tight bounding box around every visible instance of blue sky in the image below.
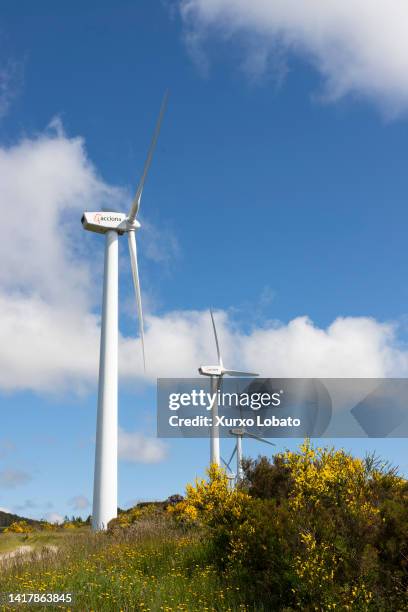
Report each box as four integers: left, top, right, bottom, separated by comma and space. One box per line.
2, 1, 408, 521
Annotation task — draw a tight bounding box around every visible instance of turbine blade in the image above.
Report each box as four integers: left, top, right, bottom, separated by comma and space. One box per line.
210, 309, 223, 367
227, 444, 237, 467
220, 456, 229, 470
242, 431, 276, 446
128, 91, 169, 222
221, 455, 234, 474
128, 231, 146, 372
224, 370, 259, 377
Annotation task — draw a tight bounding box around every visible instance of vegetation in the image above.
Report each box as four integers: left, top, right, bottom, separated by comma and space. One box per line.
1, 513, 89, 535
0, 510, 40, 531
0, 530, 79, 555
172, 442, 408, 610
0, 511, 247, 611
4, 520, 34, 534
0, 442, 407, 610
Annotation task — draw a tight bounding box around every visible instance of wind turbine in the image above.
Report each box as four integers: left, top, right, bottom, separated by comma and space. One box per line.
223, 427, 275, 485
198, 310, 258, 467
221, 382, 275, 483
81, 93, 168, 531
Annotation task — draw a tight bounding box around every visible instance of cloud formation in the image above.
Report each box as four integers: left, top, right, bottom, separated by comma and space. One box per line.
46, 512, 64, 524
179, 0, 408, 114
0, 469, 31, 489
123, 310, 408, 379
118, 428, 167, 464
0, 123, 408, 397
68, 495, 90, 510
0, 119, 123, 305
0, 122, 180, 393
0, 122, 122, 392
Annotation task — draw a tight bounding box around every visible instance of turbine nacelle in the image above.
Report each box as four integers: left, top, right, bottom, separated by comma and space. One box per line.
198, 365, 258, 377
230, 428, 245, 436
82, 211, 127, 235
198, 365, 224, 376
81, 212, 142, 236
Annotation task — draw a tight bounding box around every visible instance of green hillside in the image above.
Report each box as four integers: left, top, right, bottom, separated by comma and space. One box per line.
0, 443, 407, 611
0, 510, 41, 531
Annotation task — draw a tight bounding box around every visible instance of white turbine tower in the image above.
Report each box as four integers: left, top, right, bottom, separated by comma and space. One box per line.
198, 310, 258, 467
82, 93, 168, 531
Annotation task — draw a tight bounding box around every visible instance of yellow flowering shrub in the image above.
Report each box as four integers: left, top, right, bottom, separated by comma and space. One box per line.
169, 464, 251, 528
175, 442, 408, 610
284, 440, 378, 517
4, 520, 33, 533
39, 521, 58, 531
109, 502, 166, 531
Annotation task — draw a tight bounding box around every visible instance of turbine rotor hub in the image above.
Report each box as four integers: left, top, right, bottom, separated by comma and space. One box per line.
126, 218, 141, 232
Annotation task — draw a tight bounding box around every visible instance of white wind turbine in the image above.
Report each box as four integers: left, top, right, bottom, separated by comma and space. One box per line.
223, 427, 275, 485
198, 310, 258, 467
81, 93, 168, 531
221, 381, 276, 484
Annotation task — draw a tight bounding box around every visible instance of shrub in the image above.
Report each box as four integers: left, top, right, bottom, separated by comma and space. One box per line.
166, 493, 184, 506
176, 443, 408, 610
241, 453, 292, 501
4, 520, 33, 534
169, 464, 250, 524
109, 502, 168, 532
39, 521, 57, 531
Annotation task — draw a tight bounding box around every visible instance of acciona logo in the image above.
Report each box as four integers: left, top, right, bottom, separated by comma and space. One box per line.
93, 213, 122, 224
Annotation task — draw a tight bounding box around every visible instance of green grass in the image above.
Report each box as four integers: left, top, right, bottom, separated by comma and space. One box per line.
0, 533, 26, 554
0, 519, 251, 612
0, 530, 83, 554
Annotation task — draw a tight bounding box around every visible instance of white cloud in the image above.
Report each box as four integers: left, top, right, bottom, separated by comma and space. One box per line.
0, 506, 10, 513
0, 122, 182, 393
0, 122, 124, 393
0, 469, 31, 489
0, 119, 124, 306
68, 495, 90, 510
46, 512, 64, 524
239, 315, 408, 378
179, 0, 408, 114
118, 428, 167, 463
0, 123, 408, 398
0, 294, 100, 393
120, 310, 408, 380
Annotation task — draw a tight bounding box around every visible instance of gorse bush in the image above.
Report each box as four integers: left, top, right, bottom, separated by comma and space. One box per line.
173, 442, 408, 611
169, 465, 250, 524
4, 517, 87, 534
109, 503, 162, 530
4, 520, 33, 534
